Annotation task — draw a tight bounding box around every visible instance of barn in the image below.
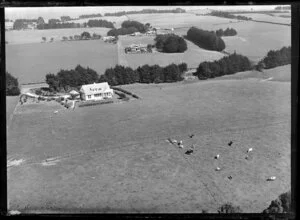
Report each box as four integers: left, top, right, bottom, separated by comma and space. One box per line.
80, 82, 114, 101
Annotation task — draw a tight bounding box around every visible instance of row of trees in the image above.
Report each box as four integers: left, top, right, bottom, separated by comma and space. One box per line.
6, 72, 20, 96
99, 63, 187, 85
13, 19, 37, 30
186, 27, 226, 52
45, 65, 99, 92
104, 8, 185, 16
256, 46, 291, 70
194, 52, 252, 79
210, 10, 252, 21
36, 18, 114, 30
45, 63, 187, 91
107, 20, 149, 37
215, 28, 237, 37
79, 13, 103, 19
61, 32, 101, 41
155, 34, 187, 53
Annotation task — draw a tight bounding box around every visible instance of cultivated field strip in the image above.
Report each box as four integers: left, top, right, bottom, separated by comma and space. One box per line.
7, 119, 289, 169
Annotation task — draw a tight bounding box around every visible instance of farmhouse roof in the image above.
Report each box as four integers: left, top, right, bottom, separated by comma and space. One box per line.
80, 82, 112, 95
69, 90, 79, 95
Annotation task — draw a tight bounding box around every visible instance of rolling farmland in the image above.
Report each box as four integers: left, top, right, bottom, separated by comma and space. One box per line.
6, 40, 117, 84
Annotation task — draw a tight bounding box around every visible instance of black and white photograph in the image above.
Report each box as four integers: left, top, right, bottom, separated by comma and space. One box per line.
5, 4, 292, 214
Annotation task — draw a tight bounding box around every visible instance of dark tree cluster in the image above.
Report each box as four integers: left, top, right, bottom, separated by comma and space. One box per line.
186, 27, 226, 52
13, 19, 37, 30
263, 191, 291, 213
104, 8, 185, 16
121, 20, 147, 33
37, 21, 82, 29
210, 10, 252, 21
275, 6, 291, 10
194, 53, 252, 79
45, 65, 99, 92
79, 13, 103, 19
87, 19, 114, 28
60, 16, 72, 22
217, 203, 242, 213
99, 63, 187, 85
155, 34, 187, 53
107, 27, 138, 37
6, 72, 20, 96
256, 46, 291, 70
216, 28, 237, 37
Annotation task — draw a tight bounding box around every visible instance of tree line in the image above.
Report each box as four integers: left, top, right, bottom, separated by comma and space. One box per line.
107, 20, 149, 36
45, 63, 187, 91
99, 63, 187, 85
256, 46, 291, 70
186, 27, 226, 52
79, 13, 103, 19
194, 52, 252, 79
155, 34, 187, 53
6, 72, 20, 96
13, 19, 37, 30
215, 28, 237, 37
104, 8, 185, 16
209, 10, 252, 21
37, 19, 114, 30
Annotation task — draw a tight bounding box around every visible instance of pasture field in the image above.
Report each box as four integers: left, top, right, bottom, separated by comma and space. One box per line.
127, 13, 291, 63
6, 28, 111, 45
233, 13, 291, 24
7, 71, 290, 213
217, 64, 291, 82
118, 35, 225, 69
6, 40, 117, 84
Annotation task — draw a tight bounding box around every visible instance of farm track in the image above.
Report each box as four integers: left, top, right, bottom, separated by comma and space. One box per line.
7, 118, 289, 169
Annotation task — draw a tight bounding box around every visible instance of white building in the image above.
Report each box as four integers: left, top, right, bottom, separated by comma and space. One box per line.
80, 82, 113, 101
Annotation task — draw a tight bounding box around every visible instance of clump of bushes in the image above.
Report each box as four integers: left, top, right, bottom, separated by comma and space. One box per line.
210, 10, 252, 21
263, 191, 292, 213
217, 202, 242, 213
256, 46, 291, 70
107, 20, 149, 37
78, 100, 113, 107
154, 34, 187, 53
186, 27, 226, 52
6, 72, 20, 96
194, 53, 252, 79
216, 28, 237, 37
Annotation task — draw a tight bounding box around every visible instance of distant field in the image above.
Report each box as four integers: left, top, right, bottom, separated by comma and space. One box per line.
127, 13, 291, 63
6, 40, 117, 84
7, 74, 290, 213
118, 35, 225, 69
233, 13, 291, 24
6, 28, 111, 45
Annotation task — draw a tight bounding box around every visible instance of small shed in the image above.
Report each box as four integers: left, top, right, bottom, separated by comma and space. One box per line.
69, 90, 80, 99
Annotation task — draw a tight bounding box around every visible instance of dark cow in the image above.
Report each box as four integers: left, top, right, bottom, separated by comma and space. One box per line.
185, 149, 193, 155
228, 141, 233, 146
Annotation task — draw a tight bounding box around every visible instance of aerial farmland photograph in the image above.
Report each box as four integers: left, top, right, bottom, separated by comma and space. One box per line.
5, 5, 292, 214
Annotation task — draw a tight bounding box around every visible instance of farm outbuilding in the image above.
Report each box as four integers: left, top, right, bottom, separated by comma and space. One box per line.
80, 82, 114, 101
69, 90, 80, 99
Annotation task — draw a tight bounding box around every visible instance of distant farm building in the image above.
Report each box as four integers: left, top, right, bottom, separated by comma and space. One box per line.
125, 44, 151, 53
80, 82, 114, 101
103, 36, 116, 42
130, 32, 142, 36
145, 30, 156, 36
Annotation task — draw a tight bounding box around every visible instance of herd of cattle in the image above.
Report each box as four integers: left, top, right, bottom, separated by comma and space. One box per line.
168, 135, 277, 182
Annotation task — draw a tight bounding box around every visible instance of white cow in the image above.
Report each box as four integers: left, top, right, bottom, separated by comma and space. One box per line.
215, 167, 221, 171
179, 140, 183, 145
215, 154, 220, 159
54, 111, 58, 114
267, 176, 276, 181
247, 148, 253, 153
179, 145, 184, 149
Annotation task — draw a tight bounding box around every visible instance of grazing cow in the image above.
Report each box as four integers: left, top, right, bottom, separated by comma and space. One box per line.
215, 154, 220, 159
228, 176, 232, 180
179, 140, 183, 145
245, 155, 249, 160
267, 176, 276, 181
216, 167, 221, 171
189, 134, 194, 138
185, 149, 193, 155
228, 141, 233, 146
173, 140, 177, 144
247, 148, 253, 153
54, 111, 58, 114
179, 145, 184, 149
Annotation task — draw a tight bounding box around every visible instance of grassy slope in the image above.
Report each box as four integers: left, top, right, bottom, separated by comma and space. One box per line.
8, 75, 290, 213
217, 64, 291, 82
6, 40, 117, 84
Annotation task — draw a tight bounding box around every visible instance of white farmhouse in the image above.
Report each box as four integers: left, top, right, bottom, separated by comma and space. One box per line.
80, 82, 113, 101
